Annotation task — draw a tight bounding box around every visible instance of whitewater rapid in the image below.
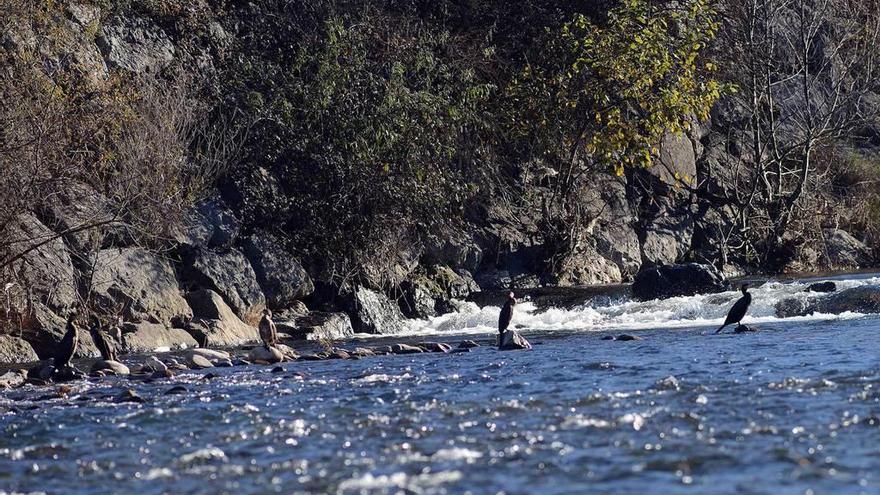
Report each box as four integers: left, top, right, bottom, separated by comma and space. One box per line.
400, 274, 880, 337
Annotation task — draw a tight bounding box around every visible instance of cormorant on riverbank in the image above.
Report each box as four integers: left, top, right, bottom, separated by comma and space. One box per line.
259, 309, 278, 348
89, 316, 118, 362
715, 283, 752, 334
54, 312, 79, 370
498, 292, 516, 346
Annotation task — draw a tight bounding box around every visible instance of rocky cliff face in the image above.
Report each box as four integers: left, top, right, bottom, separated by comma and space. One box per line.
0, 1, 877, 362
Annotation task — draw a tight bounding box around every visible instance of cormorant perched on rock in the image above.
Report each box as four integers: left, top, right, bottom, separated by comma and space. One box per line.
498, 292, 516, 346
716, 283, 752, 334
89, 316, 118, 362
54, 312, 79, 371
259, 309, 278, 348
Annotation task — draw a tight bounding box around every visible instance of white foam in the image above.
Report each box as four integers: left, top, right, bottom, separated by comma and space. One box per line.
394, 275, 880, 337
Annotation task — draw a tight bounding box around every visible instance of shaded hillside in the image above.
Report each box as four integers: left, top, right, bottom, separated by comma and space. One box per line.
1, 0, 879, 358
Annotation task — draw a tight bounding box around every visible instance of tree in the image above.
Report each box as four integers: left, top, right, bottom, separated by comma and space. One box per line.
716, 0, 880, 266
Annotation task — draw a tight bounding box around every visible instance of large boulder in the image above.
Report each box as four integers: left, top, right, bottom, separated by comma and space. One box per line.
4, 214, 78, 313
632, 263, 729, 301
92, 248, 192, 324
422, 234, 483, 272
184, 289, 260, 347
38, 182, 126, 253
275, 312, 354, 340
96, 17, 175, 74
640, 212, 694, 266
812, 286, 880, 315
555, 243, 623, 286
399, 281, 438, 319
347, 287, 409, 335
121, 322, 198, 353
181, 248, 265, 323
500, 330, 532, 351
241, 233, 314, 309
0, 335, 39, 364
2, 215, 89, 358
823, 229, 873, 269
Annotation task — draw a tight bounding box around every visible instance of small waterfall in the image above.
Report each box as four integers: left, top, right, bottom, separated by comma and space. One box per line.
405, 274, 880, 336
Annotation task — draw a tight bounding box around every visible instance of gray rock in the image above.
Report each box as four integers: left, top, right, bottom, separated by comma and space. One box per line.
399, 281, 437, 319
90, 360, 130, 375
39, 182, 126, 253
121, 322, 198, 353
823, 229, 873, 269
417, 342, 452, 353
734, 324, 758, 333
0, 335, 39, 364
5, 214, 78, 313
184, 290, 260, 347
97, 17, 175, 74
274, 312, 354, 341
806, 281, 837, 293
349, 287, 409, 335
813, 286, 880, 315
198, 196, 240, 249
651, 131, 698, 187
391, 343, 424, 354
142, 356, 167, 373
182, 248, 266, 323
187, 349, 230, 361
499, 330, 532, 351
423, 234, 483, 272
188, 354, 214, 369
640, 212, 694, 266
631, 263, 729, 301
92, 248, 192, 324
248, 345, 284, 363
555, 243, 623, 286
241, 233, 314, 308
775, 298, 811, 318
0, 370, 27, 388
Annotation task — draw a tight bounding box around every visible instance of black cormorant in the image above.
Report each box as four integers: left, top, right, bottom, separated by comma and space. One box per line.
498, 292, 517, 346
715, 283, 752, 334
259, 309, 278, 348
54, 313, 79, 370
89, 316, 118, 362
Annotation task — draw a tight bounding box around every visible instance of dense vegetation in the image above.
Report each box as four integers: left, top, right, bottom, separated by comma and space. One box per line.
2, 0, 879, 304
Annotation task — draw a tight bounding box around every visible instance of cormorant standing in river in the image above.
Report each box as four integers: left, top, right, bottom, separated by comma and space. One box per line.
498, 292, 516, 346
715, 283, 752, 334
89, 316, 118, 362
259, 309, 278, 348
54, 312, 79, 371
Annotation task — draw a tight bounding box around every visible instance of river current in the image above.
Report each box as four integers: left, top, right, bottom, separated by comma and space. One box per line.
1, 274, 879, 494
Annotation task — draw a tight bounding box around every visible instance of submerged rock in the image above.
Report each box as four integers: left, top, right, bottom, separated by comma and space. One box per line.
115, 389, 146, 404
632, 263, 728, 301
499, 330, 532, 350
806, 281, 837, 293
813, 286, 880, 314
734, 324, 758, 333
457, 340, 480, 349
775, 297, 811, 318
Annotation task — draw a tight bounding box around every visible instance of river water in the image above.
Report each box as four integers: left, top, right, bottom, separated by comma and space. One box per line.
1, 274, 879, 494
